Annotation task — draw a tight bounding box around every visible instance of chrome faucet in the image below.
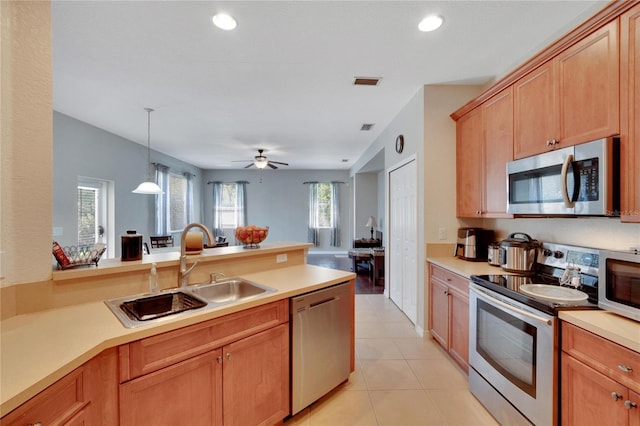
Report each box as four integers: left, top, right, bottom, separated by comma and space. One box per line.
178, 223, 215, 287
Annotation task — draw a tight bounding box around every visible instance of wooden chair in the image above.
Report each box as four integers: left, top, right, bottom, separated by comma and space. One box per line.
150, 235, 174, 248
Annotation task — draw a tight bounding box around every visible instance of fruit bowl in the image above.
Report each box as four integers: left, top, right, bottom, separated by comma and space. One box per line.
235, 225, 269, 248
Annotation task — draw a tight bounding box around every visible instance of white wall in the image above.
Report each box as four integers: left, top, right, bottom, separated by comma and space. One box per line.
202, 169, 351, 252
53, 112, 204, 257
354, 173, 379, 241
1, 2, 53, 287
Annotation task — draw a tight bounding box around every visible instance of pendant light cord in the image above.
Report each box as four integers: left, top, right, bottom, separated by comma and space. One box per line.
145, 107, 154, 180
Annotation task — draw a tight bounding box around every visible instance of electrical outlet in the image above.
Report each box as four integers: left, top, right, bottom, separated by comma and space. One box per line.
53, 227, 63, 237
276, 254, 287, 263
438, 227, 447, 240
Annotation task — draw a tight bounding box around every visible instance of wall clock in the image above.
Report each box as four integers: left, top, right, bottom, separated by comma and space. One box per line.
395, 134, 404, 153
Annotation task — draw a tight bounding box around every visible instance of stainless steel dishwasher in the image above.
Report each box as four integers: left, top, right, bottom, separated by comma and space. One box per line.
291, 281, 351, 415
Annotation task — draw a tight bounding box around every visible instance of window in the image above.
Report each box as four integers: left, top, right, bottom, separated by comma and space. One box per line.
169, 173, 188, 232
314, 182, 334, 228
77, 176, 115, 257
211, 182, 247, 235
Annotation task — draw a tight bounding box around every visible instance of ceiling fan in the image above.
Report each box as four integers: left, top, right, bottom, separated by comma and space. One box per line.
234, 149, 289, 169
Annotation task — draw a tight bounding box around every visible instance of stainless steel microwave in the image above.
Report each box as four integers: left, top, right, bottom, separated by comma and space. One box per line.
507, 137, 620, 216
599, 249, 640, 322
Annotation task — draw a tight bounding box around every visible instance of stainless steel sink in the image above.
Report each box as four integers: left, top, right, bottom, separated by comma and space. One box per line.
188, 279, 276, 304
105, 290, 207, 328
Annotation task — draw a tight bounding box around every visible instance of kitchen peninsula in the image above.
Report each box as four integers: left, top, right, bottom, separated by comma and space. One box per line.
1, 242, 356, 424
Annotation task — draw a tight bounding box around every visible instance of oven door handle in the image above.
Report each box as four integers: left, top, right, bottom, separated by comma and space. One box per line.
471, 286, 553, 326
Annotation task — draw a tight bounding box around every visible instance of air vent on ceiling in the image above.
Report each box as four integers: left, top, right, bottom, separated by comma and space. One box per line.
354, 77, 380, 86
360, 123, 375, 131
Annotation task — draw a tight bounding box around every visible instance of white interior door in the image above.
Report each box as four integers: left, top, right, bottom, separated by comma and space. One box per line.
388, 160, 417, 323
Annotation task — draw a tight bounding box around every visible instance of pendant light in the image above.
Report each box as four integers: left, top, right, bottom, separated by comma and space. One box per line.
132, 108, 163, 194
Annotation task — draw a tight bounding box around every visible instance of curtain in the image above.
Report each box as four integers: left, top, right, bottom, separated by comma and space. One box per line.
211, 182, 224, 237
183, 172, 194, 224
330, 182, 341, 247
308, 183, 319, 246
236, 181, 248, 227
154, 164, 170, 236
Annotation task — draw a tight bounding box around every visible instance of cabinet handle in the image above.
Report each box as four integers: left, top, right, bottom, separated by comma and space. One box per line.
618, 364, 633, 373
611, 392, 623, 401
444, 290, 448, 296
446, 278, 452, 282
546, 139, 552, 146
226, 352, 231, 361
624, 400, 638, 410
217, 356, 222, 364
28, 423, 42, 426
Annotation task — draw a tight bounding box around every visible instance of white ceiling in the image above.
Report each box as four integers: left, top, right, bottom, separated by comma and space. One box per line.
52, 0, 605, 170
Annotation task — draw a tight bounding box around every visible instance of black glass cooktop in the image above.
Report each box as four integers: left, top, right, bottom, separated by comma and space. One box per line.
471, 265, 599, 316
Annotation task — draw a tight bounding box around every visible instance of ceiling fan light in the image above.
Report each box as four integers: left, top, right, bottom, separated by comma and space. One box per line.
418, 15, 444, 32
212, 13, 237, 30
255, 158, 268, 169
132, 181, 163, 194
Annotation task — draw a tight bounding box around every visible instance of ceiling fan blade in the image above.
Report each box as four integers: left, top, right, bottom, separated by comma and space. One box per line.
267, 163, 278, 169
232, 159, 253, 162
244, 163, 255, 169
269, 161, 289, 166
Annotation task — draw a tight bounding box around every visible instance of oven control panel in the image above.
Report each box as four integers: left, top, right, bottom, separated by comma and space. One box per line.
538, 243, 600, 277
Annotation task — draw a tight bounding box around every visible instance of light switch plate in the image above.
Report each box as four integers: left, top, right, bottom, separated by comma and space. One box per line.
438, 227, 447, 240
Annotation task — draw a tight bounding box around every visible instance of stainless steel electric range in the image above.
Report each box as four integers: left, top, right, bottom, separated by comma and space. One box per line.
468, 243, 601, 426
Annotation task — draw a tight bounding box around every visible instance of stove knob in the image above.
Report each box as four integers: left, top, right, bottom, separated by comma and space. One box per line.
553, 251, 564, 259
542, 249, 552, 257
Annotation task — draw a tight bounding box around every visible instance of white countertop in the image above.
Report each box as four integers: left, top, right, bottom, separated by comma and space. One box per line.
426, 256, 502, 278
0, 264, 355, 416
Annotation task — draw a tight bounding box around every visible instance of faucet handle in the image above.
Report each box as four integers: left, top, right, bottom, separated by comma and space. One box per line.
210, 272, 226, 283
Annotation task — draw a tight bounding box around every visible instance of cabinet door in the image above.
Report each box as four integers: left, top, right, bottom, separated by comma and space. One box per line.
448, 286, 469, 372
429, 277, 449, 349
557, 20, 619, 145
630, 389, 640, 426
223, 324, 289, 426
456, 107, 484, 217
514, 61, 559, 159
120, 350, 223, 426
621, 4, 640, 223
561, 354, 628, 426
483, 87, 514, 217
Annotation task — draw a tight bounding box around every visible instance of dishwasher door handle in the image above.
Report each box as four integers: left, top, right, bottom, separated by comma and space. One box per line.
310, 297, 337, 308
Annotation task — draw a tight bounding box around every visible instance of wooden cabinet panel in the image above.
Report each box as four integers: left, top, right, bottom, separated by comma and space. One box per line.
456, 107, 484, 217
631, 390, 640, 426
120, 300, 288, 381
561, 354, 629, 426
483, 88, 514, 217
428, 264, 469, 371
223, 324, 289, 426
448, 286, 469, 373
621, 4, 640, 223
514, 61, 558, 159
120, 350, 223, 426
557, 20, 619, 145
429, 277, 448, 348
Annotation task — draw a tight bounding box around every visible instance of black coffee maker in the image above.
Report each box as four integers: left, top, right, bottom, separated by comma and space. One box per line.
453, 228, 494, 261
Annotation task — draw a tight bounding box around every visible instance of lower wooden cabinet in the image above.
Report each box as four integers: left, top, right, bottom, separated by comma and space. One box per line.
119, 300, 290, 426
1, 348, 118, 426
428, 263, 469, 372
561, 322, 640, 426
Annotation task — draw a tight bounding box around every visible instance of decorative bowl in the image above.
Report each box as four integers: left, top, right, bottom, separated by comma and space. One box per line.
235, 225, 269, 248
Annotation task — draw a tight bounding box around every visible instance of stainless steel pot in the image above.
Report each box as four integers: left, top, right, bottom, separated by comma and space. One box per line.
487, 242, 501, 266
498, 232, 540, 274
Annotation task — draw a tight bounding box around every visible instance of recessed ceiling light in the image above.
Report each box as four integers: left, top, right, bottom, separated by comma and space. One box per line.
418, 15, 443, 32
212, 13, 237, 30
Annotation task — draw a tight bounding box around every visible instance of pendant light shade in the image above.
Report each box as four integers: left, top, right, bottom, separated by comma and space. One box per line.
133, 108, 163, 194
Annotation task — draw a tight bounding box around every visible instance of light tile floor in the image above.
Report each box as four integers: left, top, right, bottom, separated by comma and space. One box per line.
285, 294, 498, 426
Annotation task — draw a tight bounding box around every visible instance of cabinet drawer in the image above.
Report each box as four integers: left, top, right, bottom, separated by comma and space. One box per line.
2, 366, 88, 426
562, 322, 640, 394
120, 300, 288, 381
429, 264, 468, 294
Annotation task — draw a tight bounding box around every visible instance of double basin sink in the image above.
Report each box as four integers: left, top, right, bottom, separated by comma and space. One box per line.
105, 278, 277, 328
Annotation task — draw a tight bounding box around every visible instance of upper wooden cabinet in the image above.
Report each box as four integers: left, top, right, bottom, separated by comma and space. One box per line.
514, 61, 559, 159
456, 88, 514, 218
621, 3, 640, 223
456, 106, 484, 218
514, 20, 619, 159
483, 88, 514, 217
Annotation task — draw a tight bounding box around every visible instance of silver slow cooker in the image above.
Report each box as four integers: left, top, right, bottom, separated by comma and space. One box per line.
498, 232, 540, 274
